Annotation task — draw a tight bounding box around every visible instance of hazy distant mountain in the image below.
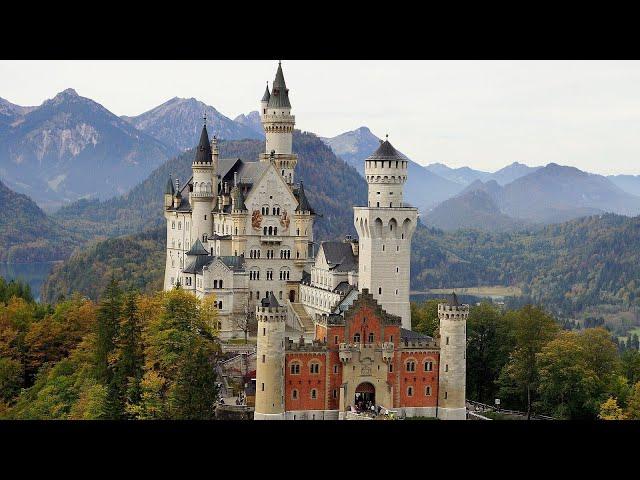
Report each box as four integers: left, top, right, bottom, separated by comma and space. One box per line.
458, 163, 640, 224
0, 97, 35, 129
489, 162, 541, 185
321, 126, 464, 211
608, 174, 640, 197
0, 89, 177, 210
424, 163, 491, 186
123, 97, 264, 151
233, 111, 263, 137
424, 189, 524, 232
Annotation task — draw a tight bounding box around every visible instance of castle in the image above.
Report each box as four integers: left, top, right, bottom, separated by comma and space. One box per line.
163, 62, 468, 420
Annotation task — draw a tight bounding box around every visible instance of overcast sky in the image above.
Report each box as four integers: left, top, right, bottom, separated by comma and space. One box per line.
1, 60, 639, 175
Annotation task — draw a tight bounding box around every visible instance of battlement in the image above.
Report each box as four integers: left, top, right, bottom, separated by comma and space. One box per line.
284, 336, 327, 352
338, 342, 395, 363
438, 303, 470, 319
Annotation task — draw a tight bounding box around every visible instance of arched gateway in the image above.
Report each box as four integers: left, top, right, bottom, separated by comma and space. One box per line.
354, 382, 375, 410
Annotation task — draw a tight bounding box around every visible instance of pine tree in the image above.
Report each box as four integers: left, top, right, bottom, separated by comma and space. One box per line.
108, 292, 144, 419
94, 277, 123, 413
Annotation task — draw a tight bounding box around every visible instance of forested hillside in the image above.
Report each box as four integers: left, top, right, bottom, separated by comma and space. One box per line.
40, 228, 165, 303
411, 213, 640, 315
0, 180, 83, 262
55, 131, 366, 242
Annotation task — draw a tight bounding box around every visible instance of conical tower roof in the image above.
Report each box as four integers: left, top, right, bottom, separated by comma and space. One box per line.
261, 83, 271, 102
165, 175, 175, 195
295, 182, 314, 214
194, 124, 212, 164
186, 239, 210, 256
267, 61, 291, 109
261, 291, 280, 308
448, 291, 460, 307
367, 138, 403, 162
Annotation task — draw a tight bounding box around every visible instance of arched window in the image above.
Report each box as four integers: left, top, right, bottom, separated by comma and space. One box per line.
310, 389, 317, 399
310, 362, 320, 374
290, 362, 301, 375
406, 360, 416, 372
407, 386, 413, 397
368, 333, 374, 343
424, 360, 433, 372
292, 389, 298, 400
425, 386, 432, 396
353, 333, 361, 343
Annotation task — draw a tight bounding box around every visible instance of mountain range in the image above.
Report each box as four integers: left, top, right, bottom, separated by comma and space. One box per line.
0, 90, 177, 210
121, 97, 264, 151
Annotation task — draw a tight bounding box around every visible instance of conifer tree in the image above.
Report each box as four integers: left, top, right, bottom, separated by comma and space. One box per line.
94, 277, 123, 392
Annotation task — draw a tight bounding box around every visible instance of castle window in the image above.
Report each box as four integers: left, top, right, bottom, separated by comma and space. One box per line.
261, 383, 264, 392
263, 328, 266, 336
292, 389, 298, 399
310, 362, 320, 374
406, 361, 416, 372
334, 335, 338, 345
389, 363, 393, 373
353, 333, 361, 343
396, 267, 399, 273
310, 389, 317, 399
368, 333, 374, 343
178, 222, 181, 230
445, 391, 448, 399
425, 361, 433, 372
445, 364, 449, 372
333, 365, 339, 374
446, 337, 449, 345
262, 355, 265, 363
378, 287, 382, 295
407, 386, 413, 397
172, 222, 175, 229
290, 363, 301, 375
219, 280, 223, 288
390, 335, 393, 342
333, 389, 337, 399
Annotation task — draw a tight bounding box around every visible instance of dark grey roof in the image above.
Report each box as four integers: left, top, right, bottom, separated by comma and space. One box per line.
267, 62, 291, 109
449, 292, 460, 307
321, 241, 357, 272
294, 182, 314, 214
333, 281, 354, 295
194, 125, 212, 164
261, 292, 280, 308
261, 83, 270, 102
400, 328, 433, 342
367, 139, 403, 162
165, 176, 175, 195
183, 255, 245, 275
183, 255, 212, 274
186, 239, 209, 256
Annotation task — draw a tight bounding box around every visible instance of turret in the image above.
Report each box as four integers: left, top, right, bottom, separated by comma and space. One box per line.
173, 178, 181, 209
260, 61, 297, 184
164, 175, 175, 209
437, 293, 468, 420
191, 122, 216, 243
260, 82, 270, 115
353, 137, 417, 329
254, 293, 286, 420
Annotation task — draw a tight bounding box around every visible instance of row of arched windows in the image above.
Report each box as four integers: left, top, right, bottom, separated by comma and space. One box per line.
263, 226, 279, 236
405, 359, 435, 372
260, 205, 281, 216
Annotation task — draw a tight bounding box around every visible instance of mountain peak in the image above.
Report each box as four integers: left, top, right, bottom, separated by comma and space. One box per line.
56, 88, 79, 98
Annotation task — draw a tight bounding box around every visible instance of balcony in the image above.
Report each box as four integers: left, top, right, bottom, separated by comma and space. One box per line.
260, 236, 282, 244
339, 343, 355, 363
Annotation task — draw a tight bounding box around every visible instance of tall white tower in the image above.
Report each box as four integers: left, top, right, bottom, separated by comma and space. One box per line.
437, 293, 468, 420
254, 293, 286, 420
353, 138, 417, 329
260, 61, 297, 184
190, 122, 216, 245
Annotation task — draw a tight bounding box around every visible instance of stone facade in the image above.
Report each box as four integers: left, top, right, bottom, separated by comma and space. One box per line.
160, 61, 468, 419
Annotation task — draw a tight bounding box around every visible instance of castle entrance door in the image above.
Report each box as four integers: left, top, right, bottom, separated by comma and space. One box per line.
354, 382, 375, 412
289, 290, 296, 302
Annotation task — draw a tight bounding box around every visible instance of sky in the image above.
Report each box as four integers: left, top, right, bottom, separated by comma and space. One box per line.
1, 60, 639, 175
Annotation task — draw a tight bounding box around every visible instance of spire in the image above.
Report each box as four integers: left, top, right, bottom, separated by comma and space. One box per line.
261, 82, 271, 102
165, 175, 175, 195
194, 124, 212, 164
448, 291, 460, 307
295, 182, 314, 214
267, 61, 291, 109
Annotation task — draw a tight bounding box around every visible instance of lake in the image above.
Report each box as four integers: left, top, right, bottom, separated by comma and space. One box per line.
0, 262, 58, 302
